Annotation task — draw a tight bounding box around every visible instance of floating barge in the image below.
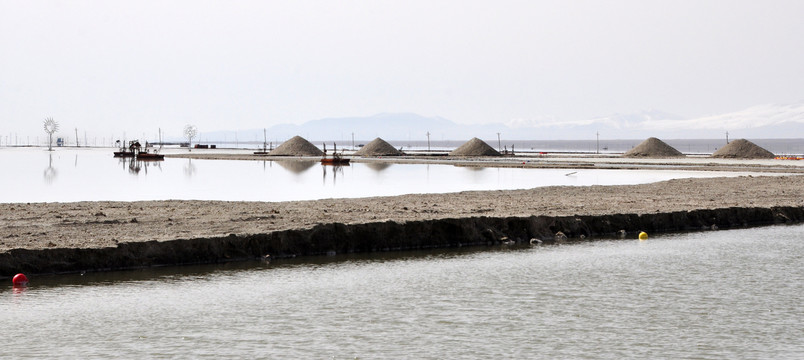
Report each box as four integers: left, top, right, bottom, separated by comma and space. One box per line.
114, 140, 164, 160
321, 143, 350, 165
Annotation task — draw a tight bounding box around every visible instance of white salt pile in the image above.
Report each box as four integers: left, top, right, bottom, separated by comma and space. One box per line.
354, 138, 403, 156
449, 137, 501, 156
711, 139, 775, 159
624, 137, 684, 157
268, 136, 324, 156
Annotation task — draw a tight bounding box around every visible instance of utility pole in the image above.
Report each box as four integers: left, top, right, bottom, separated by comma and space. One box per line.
426, 131, 431, 152
75, 128, 79, 147
726, 131, 729, 144
497, 132, 501, 152
596, 131, 600, 154
351, 132, 355, 150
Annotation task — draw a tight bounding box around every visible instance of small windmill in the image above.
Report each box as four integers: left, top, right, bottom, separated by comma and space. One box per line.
43, 117, 59, 151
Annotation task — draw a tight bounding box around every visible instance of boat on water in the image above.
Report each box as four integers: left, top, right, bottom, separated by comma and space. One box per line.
321, 157, 350, 165
114, 140, 164, 160
135, 151, 165, 160
321, 143, 350, 165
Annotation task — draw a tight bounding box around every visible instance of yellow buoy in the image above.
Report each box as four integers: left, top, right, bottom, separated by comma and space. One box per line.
638, 231, 648, 241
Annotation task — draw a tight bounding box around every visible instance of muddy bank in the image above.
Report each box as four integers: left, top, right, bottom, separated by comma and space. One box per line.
3, 175, 804, 277
2, 206, 803, 276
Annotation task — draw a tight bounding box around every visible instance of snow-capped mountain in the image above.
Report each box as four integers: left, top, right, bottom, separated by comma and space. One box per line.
647, 102, 804, 132
504, 102, 804, 139
194, 102, 804, 143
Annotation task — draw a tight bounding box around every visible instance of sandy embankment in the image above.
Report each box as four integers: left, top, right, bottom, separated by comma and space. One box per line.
2, 174, 804, 252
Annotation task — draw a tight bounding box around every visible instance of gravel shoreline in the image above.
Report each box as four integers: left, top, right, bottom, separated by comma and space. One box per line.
3, 175, 804, 253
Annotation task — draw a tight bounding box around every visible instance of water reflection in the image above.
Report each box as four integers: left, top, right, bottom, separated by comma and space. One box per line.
4, 148, 775, 204
12, 286, 27, 296
184, 158, 196, 178
322, 164, 345, 185
43, 153, 57, 184
364, 162, 392, 172
459, 165, 486, 172
275, 160, 317, 174
119, 157, 162, 175
460, 165, 487, 182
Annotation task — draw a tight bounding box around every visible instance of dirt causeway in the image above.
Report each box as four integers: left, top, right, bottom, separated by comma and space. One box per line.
2, 175, 804, 253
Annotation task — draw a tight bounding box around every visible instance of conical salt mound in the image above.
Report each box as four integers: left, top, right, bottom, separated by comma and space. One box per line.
449, 137, 501, 156
624, 137, 684, 157
354, 138, 403, 156
711, 139, 774, 159
268, 136, 324, 156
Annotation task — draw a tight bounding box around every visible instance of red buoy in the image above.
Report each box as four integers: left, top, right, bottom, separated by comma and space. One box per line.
12, 273, 28, 287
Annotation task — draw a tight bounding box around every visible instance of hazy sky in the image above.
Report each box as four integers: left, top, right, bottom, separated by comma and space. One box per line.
2, 0, 804, 140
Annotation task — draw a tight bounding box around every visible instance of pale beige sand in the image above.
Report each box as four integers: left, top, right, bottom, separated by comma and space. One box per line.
267, 136, 324, 156
712, 139, 775, 159
624, 137, 684, 157
449, 137, 501, 156
354, 138, 403, 156
2, 175, 803, 252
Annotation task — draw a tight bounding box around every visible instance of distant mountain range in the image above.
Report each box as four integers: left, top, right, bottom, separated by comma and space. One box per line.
193, 101, 804, 143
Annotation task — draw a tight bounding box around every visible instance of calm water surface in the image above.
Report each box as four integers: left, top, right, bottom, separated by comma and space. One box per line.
3, 225, 803, 358
0, 147, 768, 203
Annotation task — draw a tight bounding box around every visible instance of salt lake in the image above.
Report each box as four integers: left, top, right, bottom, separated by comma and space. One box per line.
0, 147, 775, 203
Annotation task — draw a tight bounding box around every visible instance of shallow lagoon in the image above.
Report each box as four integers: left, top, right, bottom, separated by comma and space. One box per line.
3, 225, 803, 358
0, 147, 769, 203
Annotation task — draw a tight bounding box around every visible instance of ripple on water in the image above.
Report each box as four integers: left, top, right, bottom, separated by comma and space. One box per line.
2, 225, 804, 358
